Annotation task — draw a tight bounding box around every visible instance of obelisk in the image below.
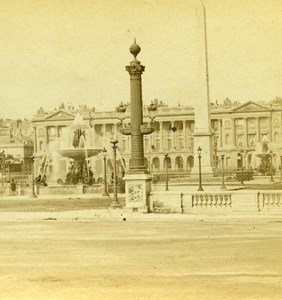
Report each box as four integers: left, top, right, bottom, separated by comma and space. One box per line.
192, 2, 214, 174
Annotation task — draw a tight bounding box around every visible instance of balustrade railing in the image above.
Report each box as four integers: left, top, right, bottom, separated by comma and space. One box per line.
192, 193, 232, 208
258, 192, 282, 210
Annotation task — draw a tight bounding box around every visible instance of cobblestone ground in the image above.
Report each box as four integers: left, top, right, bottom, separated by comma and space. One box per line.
0, 200, 282, 299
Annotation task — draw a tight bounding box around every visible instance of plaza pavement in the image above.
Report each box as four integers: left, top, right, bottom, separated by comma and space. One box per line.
1, 184, 282, 300
1, 209, 282, 300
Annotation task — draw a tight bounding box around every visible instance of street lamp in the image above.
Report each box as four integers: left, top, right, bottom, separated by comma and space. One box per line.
220, 154, 226, 190
0, 151, 5, 186
164, 154, 169, 191
214, 135, 218, 169
30, 155, 37, 198
269, 150, 274, 183
116, 102, 127, 125
7, 161, 11, 183
239, 148, 244, 185
147, 101, 158, 124
102, 147, 109, 196
110, 140, 122, 208
197, 147, 204, 191
280, 156, 282, 182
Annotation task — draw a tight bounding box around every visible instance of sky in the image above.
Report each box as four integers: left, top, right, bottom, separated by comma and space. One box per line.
0, 0, 281, 119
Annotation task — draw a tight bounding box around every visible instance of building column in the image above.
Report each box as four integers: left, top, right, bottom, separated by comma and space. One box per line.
219, 119, 222, 148
102, 124, 106, 146
113, 123, 117, 139
183, 120, 186, 149
244, 118, 248, 148
256, 118, 260, 143
171, 121, 175, 150
33, 127, 37, 153
46, 127, 49, 146
159, 121, 163, 151
269, 111, 272, 142
231, 118, 236, 147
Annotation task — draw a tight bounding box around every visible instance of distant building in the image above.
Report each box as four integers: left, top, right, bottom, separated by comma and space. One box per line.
0, 117, 34, 181
32, 98, 282, 182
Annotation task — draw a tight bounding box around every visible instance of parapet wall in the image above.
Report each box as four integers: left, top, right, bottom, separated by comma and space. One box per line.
150, 190, 282, 214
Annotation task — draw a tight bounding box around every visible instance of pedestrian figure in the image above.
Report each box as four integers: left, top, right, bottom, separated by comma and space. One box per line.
10, 179, 16, 196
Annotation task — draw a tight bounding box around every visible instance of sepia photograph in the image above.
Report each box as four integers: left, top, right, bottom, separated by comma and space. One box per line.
0, 0, 282, 299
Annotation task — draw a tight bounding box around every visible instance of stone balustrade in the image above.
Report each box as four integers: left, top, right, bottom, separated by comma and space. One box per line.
191, 193, 232, 208
149, 190, 282, 214
258, 192, 282, 211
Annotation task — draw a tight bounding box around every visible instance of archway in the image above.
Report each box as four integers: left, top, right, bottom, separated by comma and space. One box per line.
175, 156, 183, 170
187, 156, 194, 171
152, 157, 160, 171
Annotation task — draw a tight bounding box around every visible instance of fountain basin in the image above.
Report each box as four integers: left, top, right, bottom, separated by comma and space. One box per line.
57, 148, 102, 159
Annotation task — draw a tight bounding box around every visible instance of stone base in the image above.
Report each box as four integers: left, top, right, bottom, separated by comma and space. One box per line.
123, 173, 152, 213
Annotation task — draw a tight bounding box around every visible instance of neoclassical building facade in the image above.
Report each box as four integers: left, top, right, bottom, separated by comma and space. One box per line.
32, 98, 282, 181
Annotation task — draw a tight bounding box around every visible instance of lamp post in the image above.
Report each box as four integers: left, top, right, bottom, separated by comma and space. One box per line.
102, 147, 109, 196
7, 161, 11, 182
280, 156, 282, 182
269, 150, 274, 183
164, 154, 169, 191
30, 155, 37, 198
0, 151, 5, 186
197, 147, 204, 191
239, 148, 244, 185
214, 135, 218, 169
110, 140, 122, 208
115, 41, 158, 212
220, 154, 226, 190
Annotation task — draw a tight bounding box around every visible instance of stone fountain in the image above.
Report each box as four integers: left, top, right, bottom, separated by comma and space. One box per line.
57, 113, 102, 185
251, 136, 277, 175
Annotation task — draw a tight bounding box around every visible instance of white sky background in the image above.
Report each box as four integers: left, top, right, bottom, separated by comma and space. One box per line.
0, 0, 281, 119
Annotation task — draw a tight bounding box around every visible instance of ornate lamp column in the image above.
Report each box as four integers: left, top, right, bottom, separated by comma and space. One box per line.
110, 140, 122, 208
7, 161, 11, 182
220, 154, 226, 190
120, 40, 157, 213
30, 155, 37, 198
164, 154, 169, 191
197, 147, 204, 191
280, 156, 282, 182
239, 148, 244, 185
269, 150, 274, 183
214, 135, 218, 169
0, 151, 5, 186
102, 148, 109, 197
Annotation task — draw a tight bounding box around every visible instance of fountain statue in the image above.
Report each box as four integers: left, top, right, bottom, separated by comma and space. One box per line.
56, 113, 102, 185
251, 136, 277, 175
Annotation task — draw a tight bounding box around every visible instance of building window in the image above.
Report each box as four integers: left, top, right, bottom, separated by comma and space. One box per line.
248, 134, 255, 147
236, 134, 243, 147
225, 134, 230, 145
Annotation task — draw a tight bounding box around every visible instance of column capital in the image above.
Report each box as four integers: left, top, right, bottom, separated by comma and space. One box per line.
126, 62, 145, 76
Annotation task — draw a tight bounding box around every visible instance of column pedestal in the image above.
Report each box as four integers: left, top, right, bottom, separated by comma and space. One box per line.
123, 173, 152, 213
191, 131, 214, 175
